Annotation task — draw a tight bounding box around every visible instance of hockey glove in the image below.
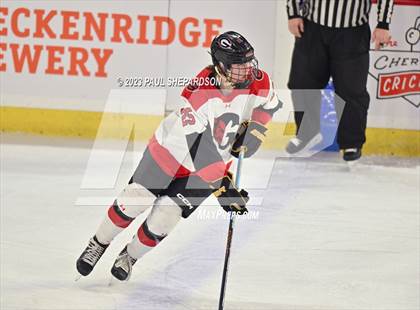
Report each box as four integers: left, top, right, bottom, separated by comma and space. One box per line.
210, 175, 249, 214
231, 121, 267, 158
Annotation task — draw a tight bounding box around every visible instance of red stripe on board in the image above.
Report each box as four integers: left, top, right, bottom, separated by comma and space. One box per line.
372, 0, 420, 6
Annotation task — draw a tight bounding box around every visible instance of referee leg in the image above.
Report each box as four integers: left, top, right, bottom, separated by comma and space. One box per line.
330, 24, 371, 149
288, 20, 330, 142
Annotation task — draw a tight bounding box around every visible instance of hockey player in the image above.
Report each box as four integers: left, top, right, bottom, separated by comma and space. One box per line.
76, 31, 281, 281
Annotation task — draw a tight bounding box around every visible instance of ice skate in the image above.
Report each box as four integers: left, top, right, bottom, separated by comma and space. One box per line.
343, 148, 362, 161
76, 236, 109, 276
286, 133, 323, 155
110, 246, 137, 281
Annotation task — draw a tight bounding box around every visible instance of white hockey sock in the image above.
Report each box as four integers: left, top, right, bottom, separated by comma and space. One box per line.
95, 182, 157, 245
126, 197, 183, 259
127, 220, 162, 259
95, 213, 124, 245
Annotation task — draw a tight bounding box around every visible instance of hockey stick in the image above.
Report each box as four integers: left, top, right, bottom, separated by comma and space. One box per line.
218, 149, 245, 310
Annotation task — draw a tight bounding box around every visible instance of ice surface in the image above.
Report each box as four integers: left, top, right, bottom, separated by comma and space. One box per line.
1, 134, 419, 310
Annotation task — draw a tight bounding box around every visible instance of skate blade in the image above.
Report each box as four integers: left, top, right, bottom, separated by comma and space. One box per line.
74, 273, 82, 282
108, 276, 125, 286
108, 276, 116, 286
108, 273, 130, 286
345, 160, 359, 172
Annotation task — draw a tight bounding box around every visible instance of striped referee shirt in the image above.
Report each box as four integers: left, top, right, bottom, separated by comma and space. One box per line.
286, 0, 394, 29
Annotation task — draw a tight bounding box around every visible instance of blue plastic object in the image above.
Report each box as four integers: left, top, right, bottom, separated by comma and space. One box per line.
320, 80, 339, 152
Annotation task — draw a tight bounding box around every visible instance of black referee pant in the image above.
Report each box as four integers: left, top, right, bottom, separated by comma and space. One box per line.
288, 19, 371, 149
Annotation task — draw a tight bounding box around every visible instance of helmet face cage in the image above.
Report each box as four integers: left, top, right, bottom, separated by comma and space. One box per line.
211, 31, 259, 89
223, 57, 259, 89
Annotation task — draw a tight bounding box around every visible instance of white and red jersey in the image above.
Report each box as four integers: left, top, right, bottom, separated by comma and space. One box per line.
147, 66, 280, 184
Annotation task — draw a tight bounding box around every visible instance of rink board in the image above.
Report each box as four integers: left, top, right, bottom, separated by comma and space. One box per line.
1, 106, 419, 157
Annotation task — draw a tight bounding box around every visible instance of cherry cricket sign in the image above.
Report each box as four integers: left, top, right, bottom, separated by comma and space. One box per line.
377, 70, 419, 101
369, 1, 420, 108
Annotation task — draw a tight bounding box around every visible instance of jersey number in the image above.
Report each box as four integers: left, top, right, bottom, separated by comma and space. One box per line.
181, 107, 196, 127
